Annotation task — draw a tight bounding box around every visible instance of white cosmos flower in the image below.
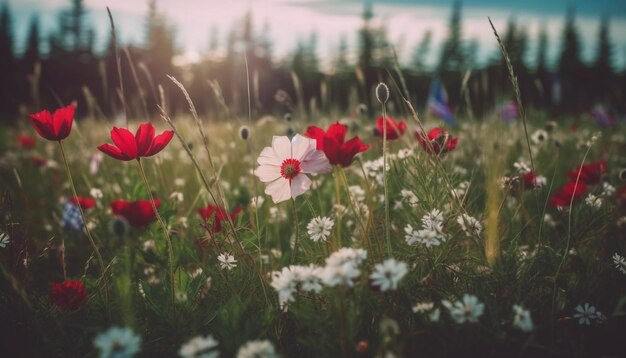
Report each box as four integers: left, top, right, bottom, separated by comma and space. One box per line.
255, 135, 331, 203
442, 294, 484, 324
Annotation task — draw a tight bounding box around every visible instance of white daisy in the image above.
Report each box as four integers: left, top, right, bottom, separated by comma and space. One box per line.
179, 334, 219, 358
369, 258, 408, 292
456, 214, 483, 237
93, 326, 141, 358
512, 304, 534, 332
306, 216, 334, 242
612, 253, 626, 275
573, 303, 598, 325
236, 340, 277, 358
217, 253, 237, 271
254, 135, 331, 203
442, 294, 485, 324
0, 232, 9, 248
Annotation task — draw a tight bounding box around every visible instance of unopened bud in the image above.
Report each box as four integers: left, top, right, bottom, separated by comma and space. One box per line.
376, 82, 389, 104
239, 126, 250, 140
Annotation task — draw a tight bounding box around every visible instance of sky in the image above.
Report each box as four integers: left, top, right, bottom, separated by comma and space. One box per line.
7, 0, 626, 70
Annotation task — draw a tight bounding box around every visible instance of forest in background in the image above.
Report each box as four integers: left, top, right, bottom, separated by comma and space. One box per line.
0, 0, 625, 122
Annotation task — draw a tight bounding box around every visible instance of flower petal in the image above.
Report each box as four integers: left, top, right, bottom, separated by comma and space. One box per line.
29, 110, 56, 141
326, 122, 347, 144
271, 136, 292, 161
304, 126, 325, 149
111, 127, 138, 159
265, 178, 291, 203
135, 122, 156, 156
257, 146, 282, 166
290, 174, 312, 199
98, 143, 133, 161
255, 164, 281, 182
145, 130, 174, 157
301, 150, 331, 174
291, 134, 316, 161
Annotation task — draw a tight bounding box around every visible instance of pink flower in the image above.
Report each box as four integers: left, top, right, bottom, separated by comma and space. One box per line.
254, 135, 331, 203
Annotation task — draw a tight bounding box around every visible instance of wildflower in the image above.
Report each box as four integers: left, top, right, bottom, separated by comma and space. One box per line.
49, 280, 88, 310
601, 182, 615, 196
0, 232, 9, 248
412, 301, 434, 314
61, 201, 84, 231
415, 128, 458, 155
174, 178, 186, 187
197, 204, 242, 233
306, 216, 334, 242
271, 264, 323, 306
17, 134, 37, 149
170, 191, 184, 202
520, 171, 546, 189
369, 258, 408, 292
530, 129, 548, 144
456, 214, 482, 237
305, 122, 370, 167
421, 209, 444, 232
375, 115, 407, 140
404, 224, 445, 247
399, 189, 419, 207
98, 122, 174, 161
319, 247, 367, 287
236, 340, 277, 358
90, 188, 103, 200
585, 194, 603, 209
549, 181, 587, 208
566, 160, 606, 185
28, 104, 74, 141
254, 135, 331, 203
613, 253, 626, 274
513, 161, 531, 174
94, 327, 141, 358
441, 294, 484, 324
217, 252, 237, 271
376, 82, 389, 104
110, 198, 160, 228
573, 303, 598, 325
512, 305, 534, 332
69, 195, 95, 210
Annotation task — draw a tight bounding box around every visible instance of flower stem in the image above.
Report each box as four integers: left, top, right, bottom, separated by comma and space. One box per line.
333, 167, 342, 250
58, 141, 105, 274
381, 107, 392, 255
291, 198, 300, 264
136, 159, 176, 307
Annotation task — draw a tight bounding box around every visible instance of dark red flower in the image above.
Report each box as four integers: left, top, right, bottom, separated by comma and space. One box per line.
49, 280, 88, 310
617, 185, 626, 214
375, 116, 407, 140
415, 127, 458, 155
549, 181, 587, 208
197, 204, 242, 233
111, 198, 160, 227
520, 171, 542, 189
565, 160, 606, 185
17, 134, 37, 149
305, 122, 370, 167
69, 196, 95, 210
98, 122, 174, 161
29, 105, 75, 141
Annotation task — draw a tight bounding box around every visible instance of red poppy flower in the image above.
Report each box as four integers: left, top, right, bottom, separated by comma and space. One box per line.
98, 122, 174, 161
565, 160, 606, 185
375, 116, 407, 140
49, 280, 88, 310
69, 196, 95, 210
17, 134, 37, 149
28, 105, 75, 141
305, 122, 370, 167
549, 181, 587, 208
198, 204, 242, 233
111, 198, 160, 227
415, 127, 458, 155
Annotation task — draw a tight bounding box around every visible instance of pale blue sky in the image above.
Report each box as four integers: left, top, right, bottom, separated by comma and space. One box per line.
7, 0, 626, 70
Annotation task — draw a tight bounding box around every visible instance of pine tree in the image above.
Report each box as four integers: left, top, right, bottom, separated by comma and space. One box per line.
0, 2, 17, 117
594, 15, 613, 89
411, 30, 432, 73
145, 0, 176, 80
22, 15, 40, 69
558, 7, 584, 111
438, 0, 465, 73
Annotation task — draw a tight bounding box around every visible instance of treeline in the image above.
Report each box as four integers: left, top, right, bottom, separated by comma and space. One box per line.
0, 0, 625, 123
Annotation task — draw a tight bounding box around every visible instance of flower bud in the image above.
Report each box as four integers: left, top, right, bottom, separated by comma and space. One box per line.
376, 82, 389, 104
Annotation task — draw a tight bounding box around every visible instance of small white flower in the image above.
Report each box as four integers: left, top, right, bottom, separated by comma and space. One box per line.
270, 264, 323, 307
93, 326, 142, 358
399, 189, 419, 207
601, 182, 615, 196
513, 161, 531, 174
236, 340, 277, 358
531, 129, 548, 144
397, 148, 413, 159
456, 214, 482, 237
452, 181, 470, 198
306, 216, 334, 242
585, 194, 602, 209
90, 188, 103, 200
348, 185, 366, 203
612, 253, 626, 275
250, 195, 265, 209
0, 232, 10, 248
403, 224, 445, 248
369, 258, 408, 292
512, 304, 534, 332
174, 178, 186, 187
319, 247, 367, 287
169, 191, 184, 203
573, 303, 598, 325
412, 301, 434, 313
442, 294, 484, 324
422, 209, 444, 232
179, 334, 219, 358
217, 253, 237, 271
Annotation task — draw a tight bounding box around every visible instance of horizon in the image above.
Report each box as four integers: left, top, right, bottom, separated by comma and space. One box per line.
7, 0, 626, 70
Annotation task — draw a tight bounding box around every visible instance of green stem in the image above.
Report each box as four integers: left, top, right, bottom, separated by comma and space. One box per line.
58, 141, 105, 274
291, 198, 300, 264
136, 159, 176, 307
381, 107, 391, 255
333, 167, 342, 250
